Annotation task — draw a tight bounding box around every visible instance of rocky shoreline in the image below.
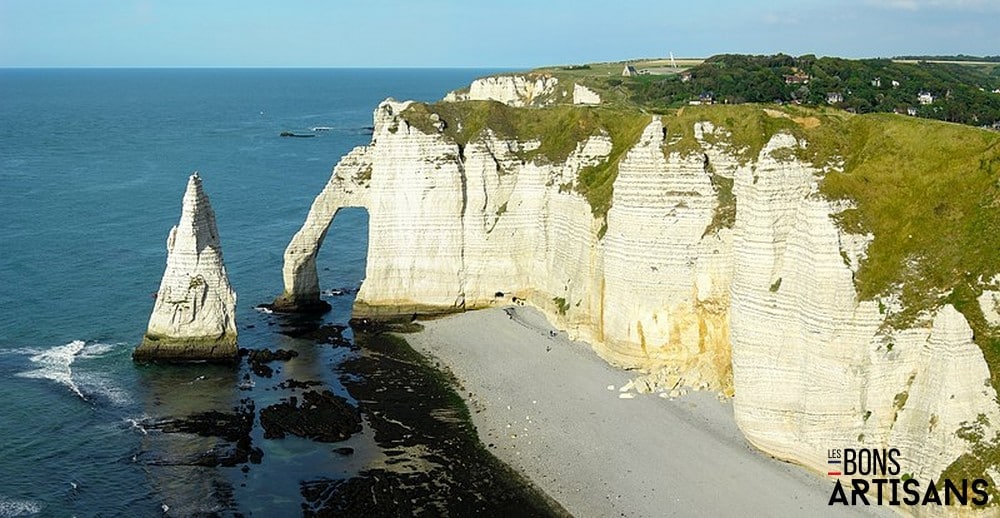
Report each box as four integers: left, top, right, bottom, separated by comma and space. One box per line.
299, 331, 567, 516
134, 309, 566, 515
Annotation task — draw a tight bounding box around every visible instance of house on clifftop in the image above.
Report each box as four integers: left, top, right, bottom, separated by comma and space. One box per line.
622, 64, 638, 77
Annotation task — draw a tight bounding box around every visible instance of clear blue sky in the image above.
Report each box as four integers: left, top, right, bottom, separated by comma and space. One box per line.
1, 0, 998, 67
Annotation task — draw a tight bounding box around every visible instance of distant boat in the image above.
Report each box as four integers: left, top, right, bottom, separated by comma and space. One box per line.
311, 126, 333, 131
280, 131, 315, 138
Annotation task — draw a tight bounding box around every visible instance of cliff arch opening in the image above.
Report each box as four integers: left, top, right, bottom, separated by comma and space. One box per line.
315, 207, 370, 318
271, 204, 369, 315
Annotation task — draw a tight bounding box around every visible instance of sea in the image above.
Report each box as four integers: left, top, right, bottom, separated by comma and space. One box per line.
0, 68, 508, 516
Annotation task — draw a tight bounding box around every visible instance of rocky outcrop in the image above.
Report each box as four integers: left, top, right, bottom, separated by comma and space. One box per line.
445, 75, 560, 107
443, 74, 599, 107
572, 84, 601, 105
980, 279, 1000, 326
276, 96, 1000, 496
135, 173, 237, 362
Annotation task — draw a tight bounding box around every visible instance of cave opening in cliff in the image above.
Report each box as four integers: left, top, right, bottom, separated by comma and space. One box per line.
315, 207, 369, 318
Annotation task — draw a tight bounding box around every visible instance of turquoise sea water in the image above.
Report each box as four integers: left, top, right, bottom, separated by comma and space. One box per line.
0, 68, 503, 516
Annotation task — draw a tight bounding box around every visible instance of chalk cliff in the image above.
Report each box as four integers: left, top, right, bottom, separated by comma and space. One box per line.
444, 74, 560, 106
135, 173, 237, 362
572, 84, 601, 105
276, 76, 1000, 504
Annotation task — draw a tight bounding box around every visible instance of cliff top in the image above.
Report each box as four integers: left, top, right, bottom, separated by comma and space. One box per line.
396, 71, 1000, 404
527, 54, 1000, 128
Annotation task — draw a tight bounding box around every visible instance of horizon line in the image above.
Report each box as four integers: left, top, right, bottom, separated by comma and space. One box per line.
0, 65, 535, 70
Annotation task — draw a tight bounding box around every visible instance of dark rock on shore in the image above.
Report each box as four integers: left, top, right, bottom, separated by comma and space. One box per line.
141, 399, 263, 468
278, 379, 323, 391
241, 347, 299, 378
300, 332, 566, 517
260, 390, 361, 442
279, 323, 351, 346
348, 318, 423, 335
258, 298, 332, 315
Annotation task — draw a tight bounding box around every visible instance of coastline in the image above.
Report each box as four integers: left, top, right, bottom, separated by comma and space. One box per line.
405, 306, 893, 517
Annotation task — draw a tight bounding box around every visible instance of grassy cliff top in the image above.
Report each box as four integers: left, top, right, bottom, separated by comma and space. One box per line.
398, 84, 1000, 405
398, 62, 1000, 486
400, 100, 650, 221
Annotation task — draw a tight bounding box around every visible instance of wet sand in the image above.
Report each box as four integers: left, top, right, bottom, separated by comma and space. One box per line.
406, 306, 892, 517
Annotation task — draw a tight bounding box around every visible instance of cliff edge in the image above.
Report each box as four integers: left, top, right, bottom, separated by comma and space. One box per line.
276, 73, 1000, 508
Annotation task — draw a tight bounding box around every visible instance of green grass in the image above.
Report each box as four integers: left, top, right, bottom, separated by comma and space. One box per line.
406, 90, 1000, 423
704, 173, 736, 236
940, 414, 1000, 507
573, 110, 650, 220
552, 297, 570, 315
659, 105, 1000, 348
820, 115, 1000, 329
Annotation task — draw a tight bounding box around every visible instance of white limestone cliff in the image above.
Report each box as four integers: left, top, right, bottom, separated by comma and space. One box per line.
572, 84, 601, 105
276, 98, 1000, 504
135, 173, 237, 362
445, 74, 560, 107
726, 134, 1000, 490
443, 74, 601, 107
980, 278, 1000, 327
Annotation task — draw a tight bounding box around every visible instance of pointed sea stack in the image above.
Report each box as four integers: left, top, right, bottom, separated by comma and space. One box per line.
134, 173, 238, 363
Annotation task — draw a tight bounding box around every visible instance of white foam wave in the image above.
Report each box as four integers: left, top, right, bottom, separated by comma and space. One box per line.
0, 497, 42, 517
78, 342, 117, 358
125, 415, 150, 435
16, 340, 86, 400
13, 341, 134, 405
76, 372, 133, 406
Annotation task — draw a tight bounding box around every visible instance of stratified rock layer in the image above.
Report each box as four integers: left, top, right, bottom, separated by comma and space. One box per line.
135, 173, 237, 362
277, 95, 1000, 502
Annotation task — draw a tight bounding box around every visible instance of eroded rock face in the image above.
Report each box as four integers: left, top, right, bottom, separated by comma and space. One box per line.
445, 75, 560, 107
277, 98, 1000, 493
726, 134, 1000, 486
572, 84, 601, 105
134, 173, 237, 362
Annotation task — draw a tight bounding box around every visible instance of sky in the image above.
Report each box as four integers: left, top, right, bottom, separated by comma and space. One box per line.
1, 0, 998, 67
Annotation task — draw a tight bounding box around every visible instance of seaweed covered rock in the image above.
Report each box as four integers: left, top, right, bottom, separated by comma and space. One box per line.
260, 390, 361, 442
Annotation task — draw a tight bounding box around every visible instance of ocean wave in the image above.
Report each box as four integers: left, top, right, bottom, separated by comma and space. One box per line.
15, 340, 86, 400
14, 341, 133, 405
78, 342, 118, 359
0, 497, 42, 517
76, 371, 133, 406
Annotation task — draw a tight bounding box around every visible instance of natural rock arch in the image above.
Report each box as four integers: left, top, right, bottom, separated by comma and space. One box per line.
272, 148, 373, 314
